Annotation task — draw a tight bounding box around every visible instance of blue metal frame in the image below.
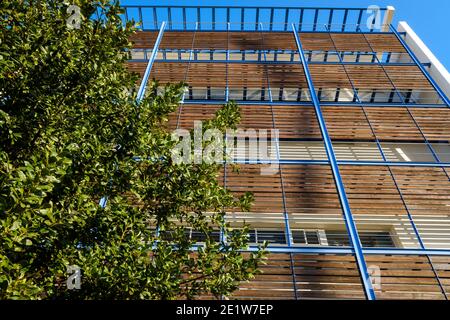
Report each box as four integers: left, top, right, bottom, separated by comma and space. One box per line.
115, 10, 450, 297
390, 25, 450, 108
269, 247, 450, 256
292, 24, 376, 300
130, 57, 421, 68
190, 244, 450, 256
181, 100, 447, 108
230, 159, 450, 167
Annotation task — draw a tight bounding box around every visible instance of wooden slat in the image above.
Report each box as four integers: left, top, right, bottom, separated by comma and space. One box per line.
340, 165, 409, 215
430, 256, 450, 298
232, 253, 365, 300
168, 105, 321, 139
365, 255, 446, 300
309, 64, 353, 88
293, 254, 365, 299
384, 65, 434, 90
364, 107, 423, 141
345, 65, 395, 89
410, 108, 450, 142
225, 164, 284, 215
129, 31, 158, 48
130, 32, 406, 53
323, 106, 374, 141
390, 167, 450, 216
282, 165, 342, 216
364, 34, 407, 53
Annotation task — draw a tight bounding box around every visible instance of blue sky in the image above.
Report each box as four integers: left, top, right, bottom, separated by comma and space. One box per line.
121, 0, 450, 71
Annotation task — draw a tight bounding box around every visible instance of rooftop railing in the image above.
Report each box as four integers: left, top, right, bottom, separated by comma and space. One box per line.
116, 5, 390, 32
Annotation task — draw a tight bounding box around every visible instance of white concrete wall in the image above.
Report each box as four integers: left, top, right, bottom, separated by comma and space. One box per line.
397, 21, 450, 99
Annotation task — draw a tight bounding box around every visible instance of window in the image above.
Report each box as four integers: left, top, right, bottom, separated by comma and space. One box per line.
432, 143, 450, 163
159, 228, 221, 242
382, 143, 437, 163
326, 230, 395, 247
190, 230, 221, 242
292, 230, 321, 245
246, 229, 286, 245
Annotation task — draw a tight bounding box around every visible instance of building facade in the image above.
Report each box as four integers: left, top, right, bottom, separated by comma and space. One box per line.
124, 5, 450, 300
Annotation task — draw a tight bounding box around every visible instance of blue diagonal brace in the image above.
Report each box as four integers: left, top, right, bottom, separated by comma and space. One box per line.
291, 24, 376, 300
136, 21, 167, 102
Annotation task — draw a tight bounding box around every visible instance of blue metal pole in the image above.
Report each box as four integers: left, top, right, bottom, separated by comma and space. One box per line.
230, 158, 450, 167
292, 24, 376, 300
188, 245, 450, 257
136, 21, 167, 102
225, 22, 230, 102
180, 99, 446, 108
390, 25, 450, 107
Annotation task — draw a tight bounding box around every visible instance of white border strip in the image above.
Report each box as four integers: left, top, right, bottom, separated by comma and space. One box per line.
397, 21, 450, 97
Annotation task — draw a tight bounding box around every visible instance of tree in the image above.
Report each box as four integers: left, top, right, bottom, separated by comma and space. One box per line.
0, 0, 265, 299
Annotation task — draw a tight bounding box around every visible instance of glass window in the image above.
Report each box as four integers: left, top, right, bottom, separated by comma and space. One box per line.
245, 229, 286, 245
334, 142, 383, 161
382, 143, 437, 163
279, 141, 327, 161
189, 229, 221, 242
432, 143, 450, 163
326, 230, 395, 247
256, 230, 286, 244
292, 230, 320, 245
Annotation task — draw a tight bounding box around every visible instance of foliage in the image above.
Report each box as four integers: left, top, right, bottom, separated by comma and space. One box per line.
0, 0, 265, 299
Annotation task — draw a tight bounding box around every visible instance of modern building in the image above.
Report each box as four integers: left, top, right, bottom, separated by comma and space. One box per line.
124, 5, 450, 300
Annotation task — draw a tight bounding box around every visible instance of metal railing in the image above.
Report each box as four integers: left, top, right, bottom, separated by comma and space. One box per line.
117, 5, 389, 32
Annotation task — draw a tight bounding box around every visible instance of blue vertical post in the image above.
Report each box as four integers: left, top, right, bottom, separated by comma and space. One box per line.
342, 9, 348, 32
291, 24, 376, 300
390, 25, 450, 107
225, 22, 230, 102
167, 8, 172, 30
138, 7, 143, 30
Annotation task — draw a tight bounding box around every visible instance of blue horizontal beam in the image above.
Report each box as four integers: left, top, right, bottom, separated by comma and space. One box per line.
362, 248, 450, 256
180, 100, 447, 108
122, 5, 387, 10
138, 28, 393, 34
131, 58, 418, 67
191, 245, 450, 256
132, 157, 450, 168
230, 159, 450, 168
242, 246, 354, 255
338, 160, 450, 167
